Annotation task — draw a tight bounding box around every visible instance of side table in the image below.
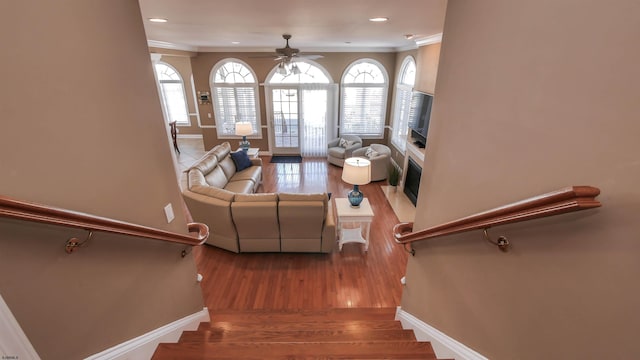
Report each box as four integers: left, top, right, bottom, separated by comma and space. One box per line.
236, 147, 259, 159
334, 198, 375, 252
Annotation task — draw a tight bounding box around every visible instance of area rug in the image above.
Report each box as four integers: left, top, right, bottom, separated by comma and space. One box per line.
270, 155, 303, 163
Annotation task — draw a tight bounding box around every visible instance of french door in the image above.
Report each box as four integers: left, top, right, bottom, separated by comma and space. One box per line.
267, 85, 337, 156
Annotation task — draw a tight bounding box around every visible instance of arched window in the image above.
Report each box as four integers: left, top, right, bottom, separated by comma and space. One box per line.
391, 56, 416, 151
154, 62, 190, 125
340, 59, 389, 138
210, 59, 261, 138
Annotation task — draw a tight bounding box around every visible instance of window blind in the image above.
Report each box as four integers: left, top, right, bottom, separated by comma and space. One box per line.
213, 86, 258, 137
390, 84, 413, 151
340, 85, 385, 137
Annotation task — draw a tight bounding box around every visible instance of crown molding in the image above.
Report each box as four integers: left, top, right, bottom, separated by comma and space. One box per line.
147, 40, 198, 52
414, 33, 443, 46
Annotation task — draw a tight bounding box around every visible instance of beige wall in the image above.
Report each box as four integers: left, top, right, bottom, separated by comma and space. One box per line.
402, 1, 640, 359
0, 1, 203, 359
190, 52, 397, 151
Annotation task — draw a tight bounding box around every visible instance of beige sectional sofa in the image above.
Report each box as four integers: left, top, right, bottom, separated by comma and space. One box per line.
181, 142, 335, 253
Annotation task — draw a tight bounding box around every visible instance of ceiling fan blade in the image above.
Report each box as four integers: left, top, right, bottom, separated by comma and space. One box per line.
249, 53, 281, 58
298, 54, 324, 60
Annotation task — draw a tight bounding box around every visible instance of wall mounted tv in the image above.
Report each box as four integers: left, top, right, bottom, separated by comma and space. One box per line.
408, 91, 434, 148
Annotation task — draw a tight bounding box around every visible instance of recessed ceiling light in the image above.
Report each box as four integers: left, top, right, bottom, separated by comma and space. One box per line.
231, 41, 240, 45
149, 18, 168, 23
369, 17, 388, 22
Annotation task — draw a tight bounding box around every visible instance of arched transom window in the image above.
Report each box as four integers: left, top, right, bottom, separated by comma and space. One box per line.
269, 61, 331, 84
340, 59, 389, 138
210, 59, 261, 138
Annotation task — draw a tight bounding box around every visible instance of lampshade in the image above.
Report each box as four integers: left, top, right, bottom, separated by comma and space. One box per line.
235, 122, 253, 136
342, 157, 371, 185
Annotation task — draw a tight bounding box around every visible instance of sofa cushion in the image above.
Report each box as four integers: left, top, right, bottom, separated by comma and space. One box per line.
213, 142, 232, 162
218, 156, 237, 179
339, 138, 355, 148
230, 165, 262, 184
191, 154, 218, 174
365, 147, 380, 159
204, 166, 229, 188
278, 193, 328, 202
189, 183, 235, 202
230, 150, 252, 172
224, 179, 254, 194
278, 193, 328, 218
235, 193, 278, 202
327, 146, 346, 158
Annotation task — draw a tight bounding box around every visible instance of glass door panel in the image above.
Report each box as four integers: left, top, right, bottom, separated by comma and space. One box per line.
271, 88, 300, 154
300, 89, 328, 157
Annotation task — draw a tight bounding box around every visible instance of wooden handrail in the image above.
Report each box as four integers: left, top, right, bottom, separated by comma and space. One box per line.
0, 195, 209, 248
393, 186, 601, 253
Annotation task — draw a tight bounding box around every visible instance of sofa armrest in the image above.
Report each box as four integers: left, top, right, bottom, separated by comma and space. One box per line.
250, 157, 263, 167
321, 201, 337, 253
344, 143, 363, 158
327, 138, 340, 148
351, 147, 368, 157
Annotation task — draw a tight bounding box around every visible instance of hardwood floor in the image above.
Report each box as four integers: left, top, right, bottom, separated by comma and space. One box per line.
178, 139, 409, 311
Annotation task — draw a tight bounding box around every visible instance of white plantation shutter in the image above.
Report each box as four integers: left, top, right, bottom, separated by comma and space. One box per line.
213, 86, 258, 136
211, 59, 260, 138
341, 86, 385, 136
390, 84, 413, 151
340, 59, 388, 138
391, 57, 417, 152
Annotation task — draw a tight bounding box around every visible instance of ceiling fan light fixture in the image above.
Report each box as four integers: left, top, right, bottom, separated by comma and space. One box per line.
276, 62, 288, 75
290, 63, 301, 75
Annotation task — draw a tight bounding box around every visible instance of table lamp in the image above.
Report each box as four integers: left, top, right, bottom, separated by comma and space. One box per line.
235, 121, 253, 151
341, 157, 371, 208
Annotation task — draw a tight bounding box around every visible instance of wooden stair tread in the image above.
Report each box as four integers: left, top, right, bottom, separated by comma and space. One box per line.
198, 319, 404, 331
153, 341, 437, 359
209, 307, 397, 322
179, 328, 416, 343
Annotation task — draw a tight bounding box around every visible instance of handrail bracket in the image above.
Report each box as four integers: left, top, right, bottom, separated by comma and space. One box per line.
483, 228, 510, 252
403, 243, 416, 256
66, 230, 93, 254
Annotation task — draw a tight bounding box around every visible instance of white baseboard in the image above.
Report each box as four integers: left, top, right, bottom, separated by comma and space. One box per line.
85, 307, 209, 360
0, 294, 41, 360
395, 307, 488, 360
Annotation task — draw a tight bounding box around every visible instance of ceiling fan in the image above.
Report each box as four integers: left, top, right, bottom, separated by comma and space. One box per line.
269, 34, 323, 63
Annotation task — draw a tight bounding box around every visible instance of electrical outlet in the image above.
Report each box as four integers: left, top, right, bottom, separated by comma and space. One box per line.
164, 203, 175, 223
207, 113, 212, 118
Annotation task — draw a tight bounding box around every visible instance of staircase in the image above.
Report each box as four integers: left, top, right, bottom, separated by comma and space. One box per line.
152, 307, 445, 359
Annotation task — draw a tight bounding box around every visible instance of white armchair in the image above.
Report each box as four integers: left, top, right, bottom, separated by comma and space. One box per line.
352, 143, 392, 181
327, 135, 363, 167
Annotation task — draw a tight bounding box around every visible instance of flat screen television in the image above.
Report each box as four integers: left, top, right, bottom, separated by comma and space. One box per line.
408, 91, 434, 148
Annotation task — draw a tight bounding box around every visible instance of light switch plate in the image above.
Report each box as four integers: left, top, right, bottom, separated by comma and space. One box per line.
164, 203, 175, 223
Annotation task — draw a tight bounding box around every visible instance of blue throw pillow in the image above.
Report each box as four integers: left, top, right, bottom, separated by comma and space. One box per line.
230, 150, 252, 171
